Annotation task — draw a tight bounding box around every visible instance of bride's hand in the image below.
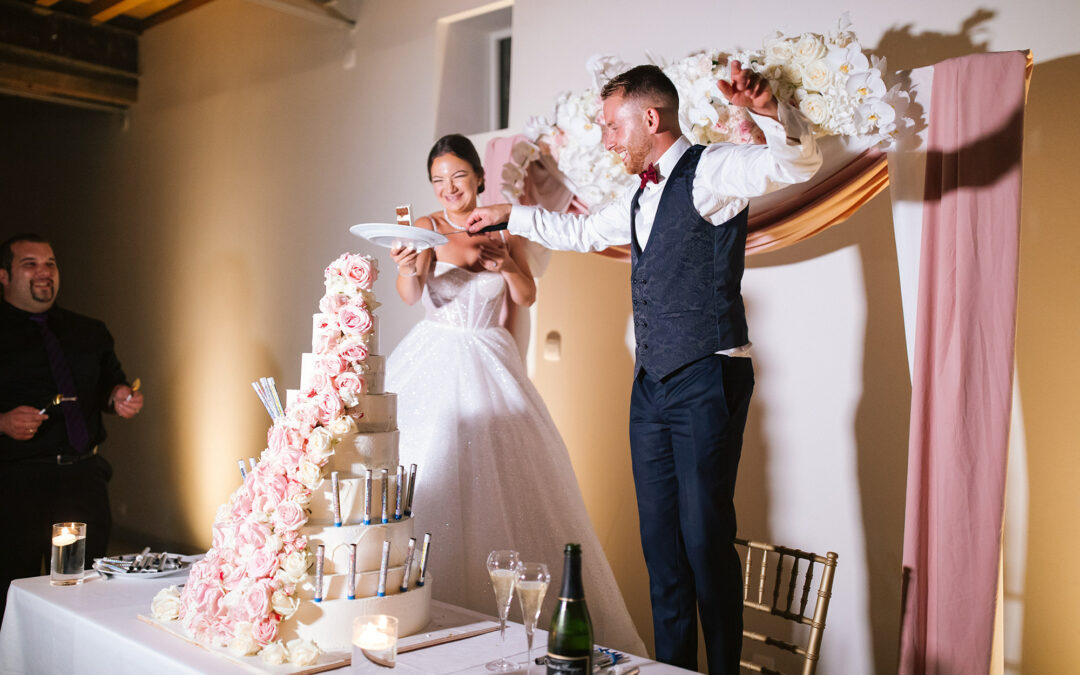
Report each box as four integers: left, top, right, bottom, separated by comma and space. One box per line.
391, 243, 419, 275
477, 237, 511, 273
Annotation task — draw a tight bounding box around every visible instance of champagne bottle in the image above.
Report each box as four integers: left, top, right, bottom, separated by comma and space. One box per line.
546, 543, 593, 674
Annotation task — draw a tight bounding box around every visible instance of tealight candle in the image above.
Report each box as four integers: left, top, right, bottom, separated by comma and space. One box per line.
50, 522, 86, 586
351, 614, 397, 672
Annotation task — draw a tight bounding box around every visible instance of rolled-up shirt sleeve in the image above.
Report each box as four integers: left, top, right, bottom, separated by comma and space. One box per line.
508, 194, 634, 253
694, 99, 823, 224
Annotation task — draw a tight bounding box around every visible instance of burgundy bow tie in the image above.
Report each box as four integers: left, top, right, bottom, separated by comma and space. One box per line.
639, 163, 660, 189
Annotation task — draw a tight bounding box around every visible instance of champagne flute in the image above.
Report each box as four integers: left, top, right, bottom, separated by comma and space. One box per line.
515, 562, 551, 672
485, 549, 521, 672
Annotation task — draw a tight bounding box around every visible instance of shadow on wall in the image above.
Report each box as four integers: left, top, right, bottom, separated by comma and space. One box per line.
1011, 53, 1080, 674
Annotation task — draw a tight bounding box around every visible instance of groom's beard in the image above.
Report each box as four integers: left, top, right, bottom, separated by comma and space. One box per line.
30, 279, 56, 303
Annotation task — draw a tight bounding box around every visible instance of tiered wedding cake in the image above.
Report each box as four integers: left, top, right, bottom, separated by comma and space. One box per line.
151, 253, 430, 666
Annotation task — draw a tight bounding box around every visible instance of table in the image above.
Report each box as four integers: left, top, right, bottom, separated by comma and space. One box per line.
0, 575, 694, 674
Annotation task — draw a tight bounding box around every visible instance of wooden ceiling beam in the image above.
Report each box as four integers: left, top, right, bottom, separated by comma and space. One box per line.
85, 0, 152, 23
34, 0, 63, 8
139, 0, 217, 30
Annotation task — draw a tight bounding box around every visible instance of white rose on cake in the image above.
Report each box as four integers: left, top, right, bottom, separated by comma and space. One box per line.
228, 622, 260, 656
280, 550, 311, 583
286, 638, 321, 666
260, 640, 289, 665
151, 585, 182, 621
305, 427, 334, 463
271, 588, 301, 619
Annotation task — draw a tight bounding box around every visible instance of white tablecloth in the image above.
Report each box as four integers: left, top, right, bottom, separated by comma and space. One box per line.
0, 574, 691, 674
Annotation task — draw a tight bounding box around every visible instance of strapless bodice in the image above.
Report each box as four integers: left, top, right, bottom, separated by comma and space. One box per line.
422, 261, 505, 330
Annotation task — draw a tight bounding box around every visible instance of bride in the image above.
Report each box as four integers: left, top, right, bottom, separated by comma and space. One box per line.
386, 134, 646, 654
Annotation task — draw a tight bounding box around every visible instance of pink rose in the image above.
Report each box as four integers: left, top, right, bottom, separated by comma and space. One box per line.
319, 293, 349, 315
336, 337, 369, 365
252, 616, 279, 645
345, 255, 377, 289
267, 424, 303, 454
243, 579, 273, 619
316, 354, 345, 377
246, 548, 278, 580
317, 387, 343, 423
273, 501, 307, 532
335, 371, 365, 397
312, 328, 339, 354
238, 519, 271, 549
337, 303, 373, 336
189, 578, 224, 618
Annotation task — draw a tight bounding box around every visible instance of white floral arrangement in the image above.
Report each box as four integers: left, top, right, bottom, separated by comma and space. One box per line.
152, 253, 380, 666
503, 14, 905, 213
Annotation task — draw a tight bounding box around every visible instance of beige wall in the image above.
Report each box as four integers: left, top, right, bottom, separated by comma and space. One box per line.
1, 0, 1077, 671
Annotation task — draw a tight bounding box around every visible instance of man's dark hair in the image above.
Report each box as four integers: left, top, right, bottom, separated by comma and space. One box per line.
427, 134, 485, 194
1, 233, 50, 274
600, 65, 680, 110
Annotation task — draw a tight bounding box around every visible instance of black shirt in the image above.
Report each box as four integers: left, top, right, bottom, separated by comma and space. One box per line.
0, 300, 128, 461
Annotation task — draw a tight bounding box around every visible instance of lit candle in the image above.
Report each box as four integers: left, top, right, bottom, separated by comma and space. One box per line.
50, 522, 86, 586
351, 615, 398, 670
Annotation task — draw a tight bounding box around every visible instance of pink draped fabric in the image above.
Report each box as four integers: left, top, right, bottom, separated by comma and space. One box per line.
899, 51, 1027, 674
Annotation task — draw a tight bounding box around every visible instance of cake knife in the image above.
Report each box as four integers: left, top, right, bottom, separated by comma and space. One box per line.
442, 222, 509, 236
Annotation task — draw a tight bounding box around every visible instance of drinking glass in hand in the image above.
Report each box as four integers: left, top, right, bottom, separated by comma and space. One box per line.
485, 549, 521, 672
515, 562, 551, 672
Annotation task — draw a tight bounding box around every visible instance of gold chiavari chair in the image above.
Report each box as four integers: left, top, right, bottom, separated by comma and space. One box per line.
735, 538, 839, 675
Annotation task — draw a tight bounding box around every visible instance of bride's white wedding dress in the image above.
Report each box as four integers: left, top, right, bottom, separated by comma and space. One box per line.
387, 261, 646, 654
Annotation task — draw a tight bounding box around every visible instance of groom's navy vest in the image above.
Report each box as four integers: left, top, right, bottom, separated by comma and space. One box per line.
630, 144, 749, 380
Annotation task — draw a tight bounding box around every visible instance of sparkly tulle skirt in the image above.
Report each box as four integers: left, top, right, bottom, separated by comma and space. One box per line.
386, 318, 646, 654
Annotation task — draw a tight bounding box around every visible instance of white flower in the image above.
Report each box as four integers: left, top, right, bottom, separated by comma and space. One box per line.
286, 638, 321, 666
281, 550, 311, 583
260, 641, 289, 665
151, 586, 181, 621
305, 427, 333, 463
793, 33, 827, 63
763, 35, 794, 64
567, 115, 602, 144
510, 139, 540, 165
228, 622, 260, 656
825, 44, 869, 76
586, 54, 631, 89
846, 71, 886, 102
328, 414, 356, 436
271, 589, 301, 619
855, 99, 896, 131
800, 59, 832, 92
296, 459, 322, 490
799, 94, 831, 125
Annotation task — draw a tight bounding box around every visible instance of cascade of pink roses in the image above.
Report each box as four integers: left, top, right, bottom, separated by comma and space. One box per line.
169, 253, 379, 664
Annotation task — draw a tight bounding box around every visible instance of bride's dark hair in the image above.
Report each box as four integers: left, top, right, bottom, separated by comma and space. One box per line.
427, 134, 485, 194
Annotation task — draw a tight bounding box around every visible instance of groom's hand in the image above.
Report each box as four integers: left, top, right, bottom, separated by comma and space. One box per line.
465, 204, 512, 234
718, 60, 779, 120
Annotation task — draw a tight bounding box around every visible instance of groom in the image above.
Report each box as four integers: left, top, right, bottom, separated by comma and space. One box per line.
467, 62, 821, 672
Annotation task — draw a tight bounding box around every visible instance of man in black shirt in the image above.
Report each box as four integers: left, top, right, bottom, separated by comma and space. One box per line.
0, 233, 144, 623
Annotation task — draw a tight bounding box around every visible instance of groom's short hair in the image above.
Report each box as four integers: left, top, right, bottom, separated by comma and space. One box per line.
600, 65, 680, 111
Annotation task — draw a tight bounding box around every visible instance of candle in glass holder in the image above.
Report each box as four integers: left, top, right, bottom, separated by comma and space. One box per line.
351, 614, 397, 672
50, 522, 86, 586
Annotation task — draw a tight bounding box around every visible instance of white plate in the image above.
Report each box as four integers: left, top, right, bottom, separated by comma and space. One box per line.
350, 223, 448, 250
93, 553, 202, 579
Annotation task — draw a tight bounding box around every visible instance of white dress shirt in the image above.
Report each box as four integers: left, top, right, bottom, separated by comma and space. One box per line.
509, 100, 823, 357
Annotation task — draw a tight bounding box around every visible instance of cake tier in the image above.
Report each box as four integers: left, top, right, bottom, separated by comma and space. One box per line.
308, 472, 405, 527
327, 430, 399, 473
300, 352, 385, 396
279, 574, 432, 653
303, 516, 415, 574
354, 393, 395, 432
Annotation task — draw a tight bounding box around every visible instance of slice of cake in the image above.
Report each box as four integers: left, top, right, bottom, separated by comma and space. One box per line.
395, 204, 412, 227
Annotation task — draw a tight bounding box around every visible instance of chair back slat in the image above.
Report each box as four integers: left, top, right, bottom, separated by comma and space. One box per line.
735, 538, 838, 675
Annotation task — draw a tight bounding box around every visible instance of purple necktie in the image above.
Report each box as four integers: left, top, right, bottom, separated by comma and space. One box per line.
29, 313, 91, 453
